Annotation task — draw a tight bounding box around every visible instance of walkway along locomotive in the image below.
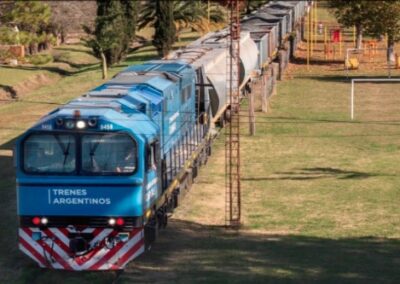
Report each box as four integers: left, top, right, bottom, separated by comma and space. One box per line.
15, 1, 308, 270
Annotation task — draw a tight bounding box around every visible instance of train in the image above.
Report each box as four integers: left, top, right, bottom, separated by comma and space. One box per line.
15, 1, 309, 271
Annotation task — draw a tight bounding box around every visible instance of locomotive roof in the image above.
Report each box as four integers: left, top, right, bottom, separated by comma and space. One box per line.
30, 61, 195, 141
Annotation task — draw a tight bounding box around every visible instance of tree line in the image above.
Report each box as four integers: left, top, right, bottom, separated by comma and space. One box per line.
0, 1, 55, 55
86, 0, 268, 78
328, 0, 400, 62
6, 1, 400, 77
0, 0, 269, 77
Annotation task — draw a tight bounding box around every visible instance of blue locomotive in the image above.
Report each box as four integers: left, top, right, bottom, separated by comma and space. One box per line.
16, 61, 212, 270
16, 0, 308, 270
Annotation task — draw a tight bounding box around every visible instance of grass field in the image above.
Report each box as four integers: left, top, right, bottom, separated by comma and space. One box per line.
116, 65, 400, 283
1, 25, 400, 283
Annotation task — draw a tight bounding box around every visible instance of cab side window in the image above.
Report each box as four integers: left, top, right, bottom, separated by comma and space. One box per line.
147, 141, 158, 170
181, 85, 192, 103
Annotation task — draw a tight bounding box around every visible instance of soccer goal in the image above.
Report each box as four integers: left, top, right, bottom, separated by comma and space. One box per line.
350, 78, 400, 120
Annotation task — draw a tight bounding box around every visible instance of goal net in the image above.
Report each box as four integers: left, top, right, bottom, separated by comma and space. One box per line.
351, 79, 400, 121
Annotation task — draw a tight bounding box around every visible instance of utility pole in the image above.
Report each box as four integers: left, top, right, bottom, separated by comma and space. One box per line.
225, 0, 241, 228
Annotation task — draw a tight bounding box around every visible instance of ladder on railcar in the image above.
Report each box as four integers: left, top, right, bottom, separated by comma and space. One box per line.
225, 0, 241, 228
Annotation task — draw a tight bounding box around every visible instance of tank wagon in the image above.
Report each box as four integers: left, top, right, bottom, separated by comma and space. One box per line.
16, 1, 308, 271
169, 30, 258, 126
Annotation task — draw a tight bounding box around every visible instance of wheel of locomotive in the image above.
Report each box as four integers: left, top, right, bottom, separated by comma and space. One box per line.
144, 213, 158, 249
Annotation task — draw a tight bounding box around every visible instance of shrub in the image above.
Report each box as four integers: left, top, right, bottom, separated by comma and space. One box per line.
28, 53, 53, 65
0, 49, 13, 62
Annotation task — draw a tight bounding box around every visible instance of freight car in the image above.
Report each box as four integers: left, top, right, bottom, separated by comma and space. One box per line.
16, 1, 308, 271
169, 29, 258, 126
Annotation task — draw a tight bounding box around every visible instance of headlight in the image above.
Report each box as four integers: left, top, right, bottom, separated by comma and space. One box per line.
76, 120, 86, 129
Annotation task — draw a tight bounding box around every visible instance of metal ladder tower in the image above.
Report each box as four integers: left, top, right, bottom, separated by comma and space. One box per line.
225, 0, 241, 228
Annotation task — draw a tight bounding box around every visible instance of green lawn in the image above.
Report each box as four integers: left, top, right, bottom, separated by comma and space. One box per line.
0, 67, 43, 86
136, 68, 400, 282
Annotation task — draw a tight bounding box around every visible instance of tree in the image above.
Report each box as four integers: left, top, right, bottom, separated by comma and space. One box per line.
328, 0, 372, 49
83, 25, 111, 79
47, 1, 96, 45
139, 0, 227, 54
173, 1, 207, 35
244, 0, 269, 15
1, 1, 55, 54
153, 0, 176, 57
139, 1, 226, 31
84, 0, 137, 78
121, 0, 138, 59
173, 1, 227, 36
364, 0, 400, 62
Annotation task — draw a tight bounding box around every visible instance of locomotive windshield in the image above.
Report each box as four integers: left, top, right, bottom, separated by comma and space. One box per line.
81, 134, 137, 174
23, 134, 76, 174
22, 132, 137, 175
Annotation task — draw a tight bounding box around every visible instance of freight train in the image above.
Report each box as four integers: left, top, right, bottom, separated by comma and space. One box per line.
15, 1, 308, 270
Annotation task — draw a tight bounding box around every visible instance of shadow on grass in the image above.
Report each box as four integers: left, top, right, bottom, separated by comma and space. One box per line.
53, 59, 99, 70
0, 152, 20, 282
263, 116, 400, 127
308, 74, 400, 82
0, 64, 100, 77
0, 135, 18, 150
242, 167, 382, 182
177, 35, 201, 42
0, 46, 161, 81
54, 46, 94, 55
116, 54, 159, 68
0, 137, 18, 179
291, 56, 345, 66
119, 219, 400, 284
15, 219, 399, 283
0, 84, 17, 98
2, 194, 399, 283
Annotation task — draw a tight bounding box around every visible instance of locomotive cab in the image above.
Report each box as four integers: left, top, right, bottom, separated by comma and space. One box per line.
15, 60, 207, 270
15, 108, 159, 270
